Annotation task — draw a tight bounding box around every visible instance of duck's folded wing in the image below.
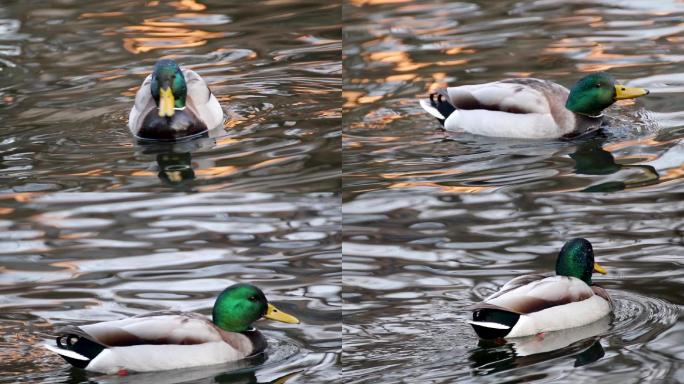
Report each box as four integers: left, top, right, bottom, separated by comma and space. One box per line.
442, 80, 561, 115
591, 284, 614, 309
75, 313, 223, 347
182, 68, 224, 129
492, 273, 552, 297
128, 75, 155, 133
475, 275, 595, 314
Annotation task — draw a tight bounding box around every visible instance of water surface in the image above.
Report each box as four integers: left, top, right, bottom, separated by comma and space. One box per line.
0, 192, 341, 383
343, 0, 684, 195
0, 0, 340, 192
342, 189, 683, 383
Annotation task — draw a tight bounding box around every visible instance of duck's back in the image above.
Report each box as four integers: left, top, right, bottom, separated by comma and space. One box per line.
480, 274, 595, 314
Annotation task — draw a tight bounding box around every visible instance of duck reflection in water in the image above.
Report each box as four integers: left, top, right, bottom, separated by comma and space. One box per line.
569, 133, 659, 192
157, 152, 195, 185
136, 131, 216, 187
469, 315, 610, 375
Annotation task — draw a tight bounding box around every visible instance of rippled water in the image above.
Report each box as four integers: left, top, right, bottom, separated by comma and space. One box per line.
0, 0, 341, 192
342, 190, 683, 383
0, 193, 341, 383
343, 0, 684, 194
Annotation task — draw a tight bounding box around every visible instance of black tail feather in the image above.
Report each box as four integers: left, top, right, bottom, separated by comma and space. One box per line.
471, 309, 520, 339
429, 90, 456, 124
55, 327, 106, 368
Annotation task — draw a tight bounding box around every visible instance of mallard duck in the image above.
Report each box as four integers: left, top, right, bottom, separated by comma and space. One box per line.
468, 238, 612, 339
43, 283, 299, 374
128, 59, 224, 141
420, 73, 649, 139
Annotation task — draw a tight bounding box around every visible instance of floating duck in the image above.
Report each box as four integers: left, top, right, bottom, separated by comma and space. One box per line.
468, 238, 612, 339
44, 283, 299, 374
128, 59, 224, 141
420, 73, 649, 139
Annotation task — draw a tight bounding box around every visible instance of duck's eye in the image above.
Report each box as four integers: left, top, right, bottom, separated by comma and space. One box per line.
248, 296, 257, 302
595, 83, 602, 88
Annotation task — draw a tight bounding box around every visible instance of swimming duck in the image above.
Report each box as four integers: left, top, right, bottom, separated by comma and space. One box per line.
420, 73, 649, 139
43, 283, 299, 374
128, 59, 224, 141
468, 238, 612, 339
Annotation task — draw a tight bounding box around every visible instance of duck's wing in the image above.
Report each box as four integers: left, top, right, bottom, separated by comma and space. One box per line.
591, 284, 614, 309
421, 79, 576, 138
474, 275, 595, 315
74, 313, 223, 347
128, 75, 155, 135
485, 273, 551, 301
182, 68, 224, 129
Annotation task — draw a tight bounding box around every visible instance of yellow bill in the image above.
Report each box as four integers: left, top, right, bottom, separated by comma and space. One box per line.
264, 303, 299, 324
158, 87, 175, 117
614, 85, 649, 100
593, 262, 607, 275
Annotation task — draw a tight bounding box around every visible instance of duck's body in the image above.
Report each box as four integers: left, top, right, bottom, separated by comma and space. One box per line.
420, 73, 649, 139
44, 284, 299, 374
129, 60, 224, 141
469, 274, 612, 339
44, 312, 265, 374
468, 238, 613, 339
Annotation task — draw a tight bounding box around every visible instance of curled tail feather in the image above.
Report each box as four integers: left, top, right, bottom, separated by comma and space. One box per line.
419, 89, 456, 125
43, 327, 106, 368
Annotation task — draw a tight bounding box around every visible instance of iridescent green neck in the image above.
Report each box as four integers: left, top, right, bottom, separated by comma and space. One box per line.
212, 284, 267, 332
565, 73, 616, 117
150, 59, 187, 109
555, 238, 595, 284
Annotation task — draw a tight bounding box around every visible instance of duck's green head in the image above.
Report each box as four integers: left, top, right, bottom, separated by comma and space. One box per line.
212, 283, 300, 332
565, 72, 649, 117
555, 238, 607, 284
150, 59, 187, 118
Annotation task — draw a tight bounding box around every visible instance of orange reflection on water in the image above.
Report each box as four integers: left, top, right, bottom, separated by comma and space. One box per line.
170, 0, 207, 11
131, 170, 156, 177
194, 165, 238, 177
603, 136, 664, 152
79, 12, 125, 18
388, 181, 491, 193
367, 50, 431, 72
122, 24, 226, 54
112, 0, 225, 54
381, 168, 464, 179
661, 165, 684, 183
444, 47, 475, 55
359, 95, 383, 104
343, 91, 363, 108
3, 193, 39, 203
577, 45, 653, 72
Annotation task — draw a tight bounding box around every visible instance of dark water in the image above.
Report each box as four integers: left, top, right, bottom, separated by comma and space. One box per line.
343, 0, 684, 195
0, 193, 341, 383
0, 0, 341, 192
343, 189, 683, 383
